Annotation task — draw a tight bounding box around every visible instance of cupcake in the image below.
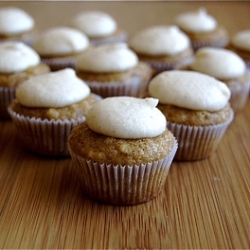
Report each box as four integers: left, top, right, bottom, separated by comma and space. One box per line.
68, 96, 178, 205
188, 47, 250, 111
227, 29, 250, 74
0, 41, 50, 119
0, 6, 37, 45
148, 70, 234, 161
33, 27, 89, 71
128, 25, 194, 76
175, 7, 229, 50
76, 43, 153, 98
69, 10, 127, 46
8, 68, 102, 156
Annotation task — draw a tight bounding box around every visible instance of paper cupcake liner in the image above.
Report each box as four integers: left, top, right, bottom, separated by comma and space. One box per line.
228, 80, 250, 111
41, 56, 77, 71
86, 75, 149, 98
68, 139, 178, 205
8, 107, 85, 156
0, 86, 15, 119
167, 112, 234, 161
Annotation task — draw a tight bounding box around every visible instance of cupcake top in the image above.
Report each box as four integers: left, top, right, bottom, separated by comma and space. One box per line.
0, 7, 34, 36
175, 8, 217, 33
148, 70, 230, 112
16, 68, 90, 108
0, 41, 40, 73
33, 27, 89, 56
70, 11, 117, 38
231, 29, 250, 52
128, 25, 191, 56
190, 47, 246, 79
86, 96, 166, 139
76, 43, 138, 73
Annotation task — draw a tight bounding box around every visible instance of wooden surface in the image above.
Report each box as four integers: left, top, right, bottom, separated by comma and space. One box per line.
0, 1, 250, 249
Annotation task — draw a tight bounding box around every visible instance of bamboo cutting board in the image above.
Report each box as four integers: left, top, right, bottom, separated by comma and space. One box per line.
0, 1, 249, 249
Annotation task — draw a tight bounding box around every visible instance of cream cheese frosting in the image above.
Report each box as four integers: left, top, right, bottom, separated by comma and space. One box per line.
76, 43, 138, 73
33, 27, 89, 56
86, 97, 167, 139
128, 25, 190, 56
175, 8, 217, 33
70, 11, 117, 38
148, 70, 230, 112
16, 68, 90, 108
190, 47, 246, 79
0, 41, 40, 73
231, 29, 250, 52
0, 7, 34, 35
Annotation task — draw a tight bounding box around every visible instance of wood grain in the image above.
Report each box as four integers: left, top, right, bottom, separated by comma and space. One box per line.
0, 1, 249, 249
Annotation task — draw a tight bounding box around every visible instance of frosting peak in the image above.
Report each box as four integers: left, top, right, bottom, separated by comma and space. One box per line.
16, 68, 90, 108
0, 41, 40, 73
175, 8, 217, 33
231, 29, 250, 52
70, 11, 117, 38
86, 97, 167, 139
76, 43, 138, 73
33, 27, 89, 56
0, 7, 34, 35
148, 70, 230, 112
190, 47, 246, 79
129, 25, 190, 56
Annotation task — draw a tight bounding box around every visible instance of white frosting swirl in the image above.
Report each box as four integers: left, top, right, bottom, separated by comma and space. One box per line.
0, 7, 34, 35
0, 41, 40, 73
76, 43, 138, 73
148, 70, 230, 112
190, 47, 246, 79
33, 27, 89, 56
16, 68, 90, 108
231, 29, 250, 52
70, 11, 117, 38
86, 97, 167, 139
129, 25, 190, 56
175, 8, 217, 33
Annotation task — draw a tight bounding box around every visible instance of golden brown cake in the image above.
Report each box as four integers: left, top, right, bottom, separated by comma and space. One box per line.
68, 96, 177, 205
8, 68, 101, 156
148, 70, 234, 161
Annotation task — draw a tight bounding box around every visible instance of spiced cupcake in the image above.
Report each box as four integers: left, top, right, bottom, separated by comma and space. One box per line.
227, 29, 250, 74
8, 68, 102, 156
189, 47, 250, 111
68, 96, 177, 205
0, 6, 37, 45
69, 10, 127, 46
33, 27, 89, 71
175, 7, 229, 50
0, 41, 50, 119
76, 43, 153, 98
128, 25, 194, 76
148, 70, 234, 161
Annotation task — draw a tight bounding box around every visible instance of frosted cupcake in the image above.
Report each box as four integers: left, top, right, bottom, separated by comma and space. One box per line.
8, 68, 102, 156
68, 97, 177, 205
69, 11, 127, 46
148, 70, 234, 161
33, 27, 89, 71
175, 8, 229, 50
76, 43, 153, 98
0, 41, 50, 119
228, 29, 250, 74
189, 47, 250, 111
128, 25, 194, 76
0, 6, 37, 45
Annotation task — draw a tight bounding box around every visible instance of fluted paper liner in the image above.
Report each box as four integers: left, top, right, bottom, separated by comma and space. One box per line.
167, 111, 234, 161
68, 140, 178, 205
8, 107, 85, 156
0, 87, 15, 119
41, 56, 78, 71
